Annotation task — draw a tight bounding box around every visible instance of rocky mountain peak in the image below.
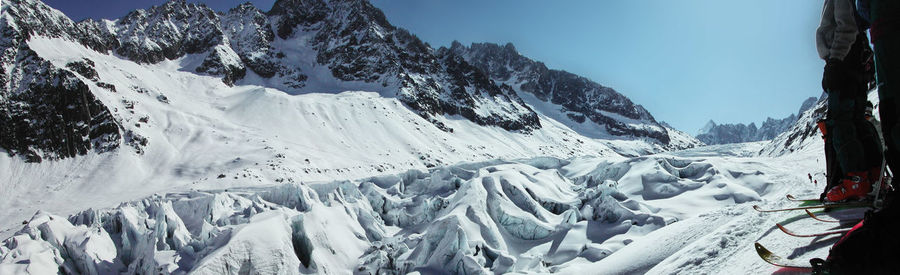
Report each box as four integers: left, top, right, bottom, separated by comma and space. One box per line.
503, 42, 516, 52
698, 120, 717, 135
798, 96, 818, 115
4, 0, 79, 41
268, 0, 330, 39
114, 0, 223, 63
230, 2, 262, 14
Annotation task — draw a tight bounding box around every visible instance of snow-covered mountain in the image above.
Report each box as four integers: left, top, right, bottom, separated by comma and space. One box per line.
696, 97, 818, 145
447, 42, 677, 146
0, 0, 698, 165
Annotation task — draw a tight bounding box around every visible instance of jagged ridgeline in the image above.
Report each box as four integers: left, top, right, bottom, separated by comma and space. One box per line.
0, 0, 676, 162
696, 97, 819, 145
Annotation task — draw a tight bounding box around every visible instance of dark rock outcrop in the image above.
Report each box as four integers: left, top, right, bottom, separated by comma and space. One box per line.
1, 47, 120, 162
1, 0, 122, 162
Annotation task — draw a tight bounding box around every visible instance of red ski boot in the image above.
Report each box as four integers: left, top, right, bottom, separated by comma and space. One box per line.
825, 172, 872, 202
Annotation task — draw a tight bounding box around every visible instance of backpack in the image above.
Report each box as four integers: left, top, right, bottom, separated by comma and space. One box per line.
813, 193, 900, 274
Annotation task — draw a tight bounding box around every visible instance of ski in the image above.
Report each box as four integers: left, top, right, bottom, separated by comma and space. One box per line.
754, 242, 813, 269
804, 209, 862, 224
786, 194, 820, 203
752, 202, 872, 213
776, 223, 852, 238
804, 209, 839, 223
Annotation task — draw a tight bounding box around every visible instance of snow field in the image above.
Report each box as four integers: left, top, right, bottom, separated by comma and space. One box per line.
2, 143, 835, 273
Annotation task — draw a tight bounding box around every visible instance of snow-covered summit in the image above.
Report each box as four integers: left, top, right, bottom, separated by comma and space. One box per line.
697, 120, 717, 136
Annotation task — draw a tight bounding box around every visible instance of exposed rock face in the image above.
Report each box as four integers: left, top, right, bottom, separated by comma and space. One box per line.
696, 97, 818, 145
194, 45, 246, 86
1, 0, 121, 162
222, 3, 279, 78
448, 42, 670, 144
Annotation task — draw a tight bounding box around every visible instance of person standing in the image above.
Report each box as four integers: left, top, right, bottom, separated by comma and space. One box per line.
816, 0, 881, 202
811, 0, 900, 273
860, 0, 899, 188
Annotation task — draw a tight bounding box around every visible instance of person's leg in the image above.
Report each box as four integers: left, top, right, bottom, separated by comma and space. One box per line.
825, 84, 874, 201
852, 95, 883, 169
829, 90, 866, 174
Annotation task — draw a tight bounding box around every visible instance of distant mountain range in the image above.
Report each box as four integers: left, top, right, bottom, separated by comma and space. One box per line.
696, 97, 818, 145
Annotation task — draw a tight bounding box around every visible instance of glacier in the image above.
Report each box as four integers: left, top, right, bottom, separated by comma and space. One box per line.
2, 151, 803, 274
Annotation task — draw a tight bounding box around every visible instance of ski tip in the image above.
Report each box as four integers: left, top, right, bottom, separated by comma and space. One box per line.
775, 223, 803, 237
804, 209, 817, 217
786, 194, 797, 200
754, 242, 772, 256
753, 205, 763, 211
776, 223, 789, 232
804, 209, 834, 222
755, 242, 815, 269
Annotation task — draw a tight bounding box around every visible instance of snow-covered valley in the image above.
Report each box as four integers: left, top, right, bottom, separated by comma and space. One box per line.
0, 0, 856, 274
0, 44, 840, 271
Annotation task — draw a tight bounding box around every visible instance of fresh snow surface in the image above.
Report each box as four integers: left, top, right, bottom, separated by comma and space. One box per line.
2, 37, 845, 274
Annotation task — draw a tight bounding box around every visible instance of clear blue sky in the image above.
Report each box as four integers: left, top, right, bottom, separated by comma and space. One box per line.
44, 0, 826, 134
